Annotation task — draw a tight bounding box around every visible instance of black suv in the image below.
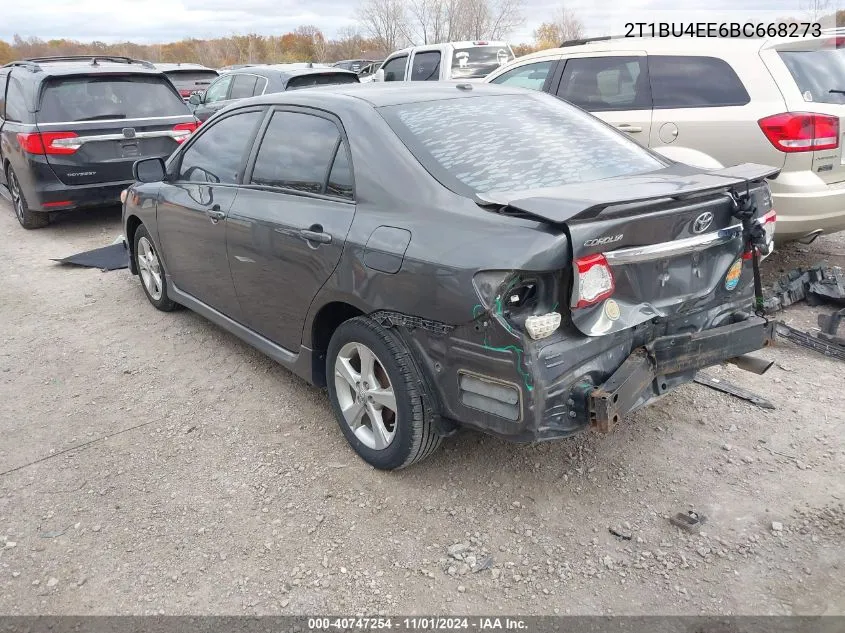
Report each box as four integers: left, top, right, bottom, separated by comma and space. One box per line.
0, 56, 199, 229
189, 64, 359, 122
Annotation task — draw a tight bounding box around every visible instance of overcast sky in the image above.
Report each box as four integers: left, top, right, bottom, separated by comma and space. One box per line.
0, 0, 834, 45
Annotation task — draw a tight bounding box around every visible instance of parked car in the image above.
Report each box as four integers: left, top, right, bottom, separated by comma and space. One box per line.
357, 60, 383, 82
373, 41, 514, 83
485, 32, 845, 242
154, 62, 218, 100
0, 55, 198, 229
333, 59, 379, 73
123, 82, 777, 469
189, 64, 359, 122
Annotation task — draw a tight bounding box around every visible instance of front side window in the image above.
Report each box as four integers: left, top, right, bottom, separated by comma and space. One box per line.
251, 111, 350, 197
177, 110, 263, 184
380, 93, 665, 195
558, 56, 650, 112
489, 61, 553, 91
203, 75, 232, 103
382, 56, 408, 82
230, 74, 259, 99
649, 55, 750, 108
410, 51, 441, 81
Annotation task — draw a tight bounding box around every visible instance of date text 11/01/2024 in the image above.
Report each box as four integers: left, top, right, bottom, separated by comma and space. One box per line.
624, 22, 822, 38
307, 617, 528, 630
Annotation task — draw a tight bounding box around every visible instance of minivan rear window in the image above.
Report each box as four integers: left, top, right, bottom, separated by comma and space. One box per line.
38, 76, 188, 123
165, 70, 218, 95
381, 93, 665, 195
451, 46, 514, 79
779, 48, 845, 105
286, 73, 359, 90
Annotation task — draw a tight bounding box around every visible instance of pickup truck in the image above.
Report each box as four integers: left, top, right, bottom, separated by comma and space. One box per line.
368, 41, 515, 83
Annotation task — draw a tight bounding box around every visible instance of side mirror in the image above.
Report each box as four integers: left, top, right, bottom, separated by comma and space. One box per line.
133, 157, 166, 183
373, 69, 385, 82
188, 92, 202, 106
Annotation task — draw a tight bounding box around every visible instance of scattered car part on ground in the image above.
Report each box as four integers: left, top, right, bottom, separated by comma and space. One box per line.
189, 64, 359, 122
764, 264, 845, 312
0, 56, 198, 229
669, 510, 707, 533
485, 30, 845, 242
774, 321, 845, 362
693, 371, 775, 409
52, 242, 128, 270
818, 308, 845, 346
122, 83, 780, 469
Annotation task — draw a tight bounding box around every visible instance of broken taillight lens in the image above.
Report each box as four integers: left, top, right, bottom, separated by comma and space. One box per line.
574, 253, 615, 308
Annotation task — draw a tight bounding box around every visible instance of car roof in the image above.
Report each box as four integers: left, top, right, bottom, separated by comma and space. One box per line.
242, 81, 532, 108
388, 40, 512, 56
154, 63, 216, 72
4, 56, 164, 78
241, 64, 358, 79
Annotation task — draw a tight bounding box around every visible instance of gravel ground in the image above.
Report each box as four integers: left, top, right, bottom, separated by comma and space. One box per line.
0, 201, 843, 616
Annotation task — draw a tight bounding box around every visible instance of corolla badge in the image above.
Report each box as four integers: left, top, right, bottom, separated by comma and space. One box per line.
692, 212, 714, 234
584, 234, 623, 247
724, 259, 742, 291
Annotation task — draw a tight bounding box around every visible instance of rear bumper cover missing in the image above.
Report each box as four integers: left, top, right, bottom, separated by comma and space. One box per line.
589, 316, 774, 432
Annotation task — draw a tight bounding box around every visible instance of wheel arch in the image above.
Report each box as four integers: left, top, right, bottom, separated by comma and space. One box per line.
125, 214, 143, 274
308, 300, 367, 387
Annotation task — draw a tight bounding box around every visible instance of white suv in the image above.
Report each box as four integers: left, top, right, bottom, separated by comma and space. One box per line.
373, 41, 514, 83
485, 32, 845, 241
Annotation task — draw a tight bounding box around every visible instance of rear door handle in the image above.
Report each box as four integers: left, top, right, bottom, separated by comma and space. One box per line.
299, 226, 332, 245
616, 124, 643, 133
206, 205, 226, 223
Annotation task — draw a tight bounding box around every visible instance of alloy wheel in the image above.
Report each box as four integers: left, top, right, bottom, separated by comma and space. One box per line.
334, 342, 398, 450
8, 171, 24, 224
137, 236, 164, 301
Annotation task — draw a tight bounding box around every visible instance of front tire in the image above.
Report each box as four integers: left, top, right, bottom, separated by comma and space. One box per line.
6, 166, 49, 229
134, 224, 177, 312
326, 316, 441, 470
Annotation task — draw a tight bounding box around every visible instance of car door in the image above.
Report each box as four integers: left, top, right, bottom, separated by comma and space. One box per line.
156, 107, 265, 319
552, 52, 652, 144
193, 74, 233, 122
226, 107, 356, 351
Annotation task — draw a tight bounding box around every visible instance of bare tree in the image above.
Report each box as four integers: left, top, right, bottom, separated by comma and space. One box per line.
800, 0, 832, 21
357, 0, 409, 54
486, 0, 525, 40
533, 7, 584, 48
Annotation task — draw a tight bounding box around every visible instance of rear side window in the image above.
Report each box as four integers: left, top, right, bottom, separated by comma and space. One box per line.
382, 56, 407, 82
411, 51, 441, 81
779, 49, 845, 105
489, 61, 553, 91
230, 74, 258, 99
253, 77, 268, 96
381, 93, 664, 195
251, 111, 348, 196
177, 110, 263, 184
649, 55, 750, 108
38, 76, 187, 123
451, 46, 514, 79
286, 73, 359, 90
5, 78, 28, 122
558, 57, 650, 111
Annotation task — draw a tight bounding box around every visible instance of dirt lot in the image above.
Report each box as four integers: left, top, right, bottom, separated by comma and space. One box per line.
0, 200, 843, 616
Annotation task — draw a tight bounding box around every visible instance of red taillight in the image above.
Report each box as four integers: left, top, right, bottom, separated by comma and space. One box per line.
172, 121, 200, 144
573, 253, 615, 308
758, 112, 839, 152
179, 89, 192, 97
17, 132, 79, 155
42, 200, 73, 208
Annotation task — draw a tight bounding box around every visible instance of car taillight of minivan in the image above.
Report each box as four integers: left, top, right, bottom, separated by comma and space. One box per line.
17, 132, 80, 155
573, 253, 615, 308
758, 113, 839, 152
172, 121, 200, 143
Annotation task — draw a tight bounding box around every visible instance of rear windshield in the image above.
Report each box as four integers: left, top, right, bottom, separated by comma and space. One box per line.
380, 93, 665, 195
38, 75, 188, 123
451, 46, 515, 79
286, 73, 359, 90
779, 48, 845, 104
165, 70, 218, 90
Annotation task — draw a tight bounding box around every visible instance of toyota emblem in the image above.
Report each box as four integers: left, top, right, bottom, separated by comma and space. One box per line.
692, 212, 714, 234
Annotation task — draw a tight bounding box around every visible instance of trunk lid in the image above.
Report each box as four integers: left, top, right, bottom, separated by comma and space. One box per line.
35, 73, 195, 186
476, 163, 779, 336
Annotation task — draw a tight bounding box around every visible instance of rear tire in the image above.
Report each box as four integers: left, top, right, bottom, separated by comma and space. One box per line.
326, 316, 441, 470
6, 166, 49, 229
134, 224, 177, 312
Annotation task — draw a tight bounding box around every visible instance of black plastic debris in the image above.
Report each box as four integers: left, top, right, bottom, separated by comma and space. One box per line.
609, 526, 632, 541
763, 264, 845, 313
775, 322, 845, 362
693, 372, 775, 409
53, 243, 128, 271
670, 511, 707, 533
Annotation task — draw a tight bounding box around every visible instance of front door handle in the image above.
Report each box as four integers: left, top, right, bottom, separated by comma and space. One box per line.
206, 204, 225, 223
616, 124, 643, 133
299, 225, 332, 245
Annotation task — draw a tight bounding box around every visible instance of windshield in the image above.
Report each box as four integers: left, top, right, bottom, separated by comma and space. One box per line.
380, 93, 665, 195
451, 46, 515, 79
779, 48, 845, 105
39, 76, 188, 122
